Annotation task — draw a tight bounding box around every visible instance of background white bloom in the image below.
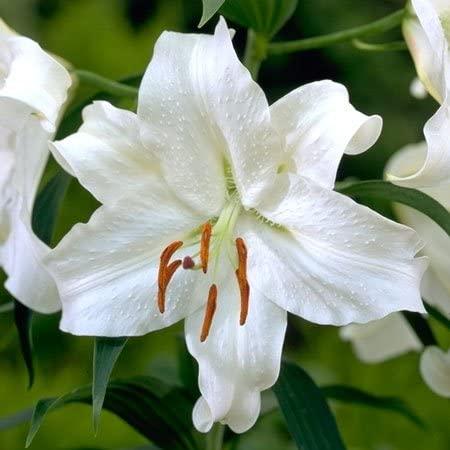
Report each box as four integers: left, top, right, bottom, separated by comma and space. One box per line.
0, 18, 72, 312
420, 346, 450, 397
342, 142, 450, 363
399, 0, 450, 187
46, 18, 425, 433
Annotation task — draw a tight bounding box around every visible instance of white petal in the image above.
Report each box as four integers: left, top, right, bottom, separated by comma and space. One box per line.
0, 35, 71, 130
45, 190, 208, 336
386, 142, 450, 313
243, 175, 426, 326
420, 346, 450, 397
185, 276, 287, 433
340, 313, 422, 363
51, 101, 163, 205
404, 0, 450, 102
270, 80, 382, 189
138, 17, 283, 213
1, 201, 60, 313
389, 101, 450, 187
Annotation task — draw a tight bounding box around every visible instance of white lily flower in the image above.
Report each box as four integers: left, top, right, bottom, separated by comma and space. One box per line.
403, 0, 450, 103
0, 19, 72, 312
342, 142, 450, 363
420, 346, 450, 397
399, 0, 450, 187
45, 18, 426, 433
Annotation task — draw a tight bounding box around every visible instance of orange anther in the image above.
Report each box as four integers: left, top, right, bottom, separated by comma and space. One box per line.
157, 241, 183, 313
235, 238, 249, 325
200, 284, 218, 342
200, 222, 212, 274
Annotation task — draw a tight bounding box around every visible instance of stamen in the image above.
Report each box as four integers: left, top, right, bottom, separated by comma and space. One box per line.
182, 255, 195, 270
157, 241, 183, 314
200, 284, 217, 342
200, 222, 212, 274
235, 237, 250, 326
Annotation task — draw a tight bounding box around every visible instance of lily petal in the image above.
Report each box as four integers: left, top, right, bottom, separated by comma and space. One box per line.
270, 80, 382, 189
420, 346, 450, 397
340, 313, 422, 363
138, 17, 283, 213
185, 275, 286, 433
51, 101, 163, 205
245, 175, 426, 326
0, 35, 71, 130
45, 191, 208, 336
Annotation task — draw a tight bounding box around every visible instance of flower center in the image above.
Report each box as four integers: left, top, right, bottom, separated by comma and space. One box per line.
156, 195, 249, 342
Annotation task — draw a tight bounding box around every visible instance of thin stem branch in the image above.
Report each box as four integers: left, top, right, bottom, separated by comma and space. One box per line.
352, 39, 408, 52
206, 423, 225, 450
268, 8, 405, 55
243, 29, 268, 80
73, 69, 139, 97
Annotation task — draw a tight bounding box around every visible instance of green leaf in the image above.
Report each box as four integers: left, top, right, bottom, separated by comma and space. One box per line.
273, 361, 346, 450
177, 336, 198, 399
0, 301, 14, 313
425, 301, 450, 330
402, 311, 437, 347
337, 180, 450, 237
93, 337, 127, 431
322, 385, 425, 428
14, 301, 34, 389
27, 377, 199, 450
32, 170, 72, 246
221, 0, 298, 37
199, 0, 227, 27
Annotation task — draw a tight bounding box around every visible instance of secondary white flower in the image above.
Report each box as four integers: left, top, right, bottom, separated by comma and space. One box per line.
342, 142, 450, 363
420, 346, 450, 397
0, 18, 72, 312
403, 0, 450, 103
46, 18, 426, 433
399, 0, 450, 187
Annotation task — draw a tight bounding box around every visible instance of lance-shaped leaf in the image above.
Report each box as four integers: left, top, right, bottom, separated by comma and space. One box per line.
273, 361, 346, 450
221, 0, 298, 37
92, 337, 127, 431
337, 180, 450, 237
322, 385, 425, 428
199, 0, 227, 27
26, 377, 199, 450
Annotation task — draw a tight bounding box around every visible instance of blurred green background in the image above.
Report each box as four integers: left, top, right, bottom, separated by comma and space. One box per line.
0, 0, 449, 449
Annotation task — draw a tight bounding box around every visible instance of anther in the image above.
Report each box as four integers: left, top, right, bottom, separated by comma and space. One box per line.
157, 241, 183, 314
200, 222, 212, 274
200, 284, 217, 342
235, 237, 249, 326
182, 255, 195, 270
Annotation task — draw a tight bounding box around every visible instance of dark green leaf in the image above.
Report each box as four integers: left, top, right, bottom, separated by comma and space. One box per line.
93, 337, 127, 431
14, 301, 34, 389
32, 170, 71, 246
273, 361, 346, 450
322, 385, 425, 428
221, 0, 298, 37
425, 301, 450, 331
26, 377, 199, 450
337, 180, 450, 237
199, 0, 227, 27
177, 336, 198, 399
403, 311, 437, 347
0, 301, 14, 313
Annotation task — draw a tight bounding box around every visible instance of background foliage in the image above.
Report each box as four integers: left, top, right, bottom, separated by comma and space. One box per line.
0, 0, 449, 449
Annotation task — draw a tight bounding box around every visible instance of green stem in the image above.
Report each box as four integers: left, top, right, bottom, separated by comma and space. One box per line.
268, 8, 405, 55
243, 29, 268, 80
73, 69, 139, 97
352, 39, 408, 52
425, 301, 450, 330
206, 423, 225, 450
